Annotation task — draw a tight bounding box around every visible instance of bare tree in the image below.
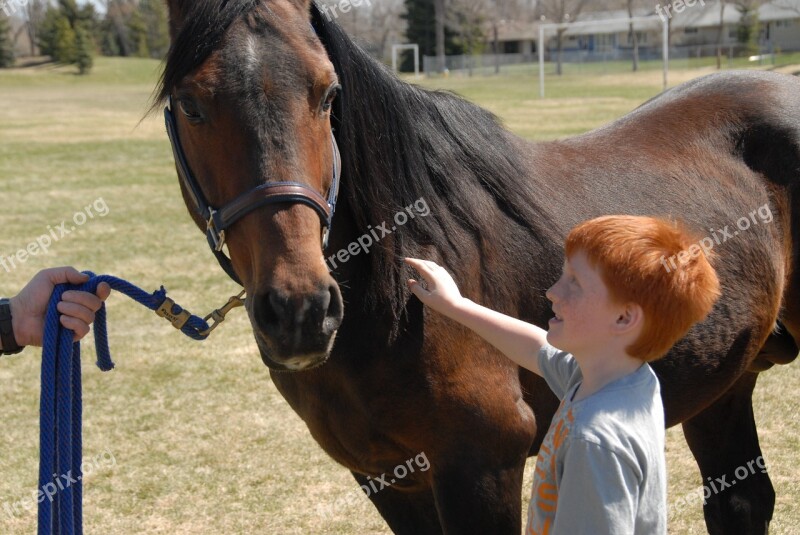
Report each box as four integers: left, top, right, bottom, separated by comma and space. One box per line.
537, 0, 590, 75
369, 0, 406, 60
433, 0, 445, 71
626, 0, 639, 71
715, 0, 725, 69
318, 0, 405, 60
447, 0, 526, 73
489, 0, 526, 73
446, 0, 490, 73
24, 0, 47, 56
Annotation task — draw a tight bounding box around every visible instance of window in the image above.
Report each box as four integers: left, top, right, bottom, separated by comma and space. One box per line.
685, 27, 698, 34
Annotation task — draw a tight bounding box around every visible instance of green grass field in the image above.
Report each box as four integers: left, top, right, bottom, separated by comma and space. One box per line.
0, 56, 798, 534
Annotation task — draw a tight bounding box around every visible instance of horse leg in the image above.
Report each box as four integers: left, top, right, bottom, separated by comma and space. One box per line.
352, 472, 443, 535
430, 456, 526, 535
682, 372, 774, 535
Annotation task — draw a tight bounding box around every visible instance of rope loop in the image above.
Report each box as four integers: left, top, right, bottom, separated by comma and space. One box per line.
37, 273, 240, 535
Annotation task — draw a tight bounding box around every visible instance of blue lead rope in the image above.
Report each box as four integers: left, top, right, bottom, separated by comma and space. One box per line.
38, 273, 243, 535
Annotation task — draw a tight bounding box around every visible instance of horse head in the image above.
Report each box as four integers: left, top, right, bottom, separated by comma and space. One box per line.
158, 0, 343, 371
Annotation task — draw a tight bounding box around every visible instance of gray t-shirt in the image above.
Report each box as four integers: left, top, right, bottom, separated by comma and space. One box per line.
525, 344, 666, 535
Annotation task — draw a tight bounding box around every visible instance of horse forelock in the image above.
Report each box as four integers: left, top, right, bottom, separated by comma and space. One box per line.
152, 0, 261, 111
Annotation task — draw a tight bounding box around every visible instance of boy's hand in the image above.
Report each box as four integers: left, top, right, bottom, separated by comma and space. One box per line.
10, 267, 112, 347
404, 258, 465, 316
404, 257, 548, 376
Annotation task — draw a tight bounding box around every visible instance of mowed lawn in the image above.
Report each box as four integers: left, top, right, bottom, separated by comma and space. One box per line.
0, 56, 798, 534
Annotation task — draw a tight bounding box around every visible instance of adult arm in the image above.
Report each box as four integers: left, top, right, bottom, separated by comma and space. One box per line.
4, 267, 111, 349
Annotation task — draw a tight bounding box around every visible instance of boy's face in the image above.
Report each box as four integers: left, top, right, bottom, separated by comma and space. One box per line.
545, 250, 621, 356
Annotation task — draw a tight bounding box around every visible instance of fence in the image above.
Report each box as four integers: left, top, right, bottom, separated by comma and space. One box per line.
421, 43, 798, 78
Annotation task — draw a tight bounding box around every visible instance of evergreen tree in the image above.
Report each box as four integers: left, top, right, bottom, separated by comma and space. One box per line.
52, 15, 76, 63
141, 0, 169, 58
38, 7, 64, 58
76, 4, 100, 43
0, 13, 14, 68
75, 23, 93, 74
402, 0, 463, 72
127, 9, 148, 57
99, 18, 121, 56
57, 0, 80, 27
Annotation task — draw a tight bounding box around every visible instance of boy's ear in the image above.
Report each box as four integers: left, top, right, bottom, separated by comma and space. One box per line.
613, 303, 643, 335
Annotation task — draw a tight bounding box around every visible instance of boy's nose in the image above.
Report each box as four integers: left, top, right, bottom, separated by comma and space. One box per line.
545, 285, 556, 302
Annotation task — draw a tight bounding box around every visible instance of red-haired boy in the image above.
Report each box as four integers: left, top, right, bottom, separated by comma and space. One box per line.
405, 215, 720, 534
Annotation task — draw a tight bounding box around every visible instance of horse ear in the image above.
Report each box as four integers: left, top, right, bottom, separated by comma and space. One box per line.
163, 0, 191, 40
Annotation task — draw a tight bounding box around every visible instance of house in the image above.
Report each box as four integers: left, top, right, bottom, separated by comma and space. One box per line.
759, 0, 800, 50
494, 0, 800, 59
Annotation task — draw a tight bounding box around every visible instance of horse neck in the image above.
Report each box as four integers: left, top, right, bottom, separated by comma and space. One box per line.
316, 14, 564, 341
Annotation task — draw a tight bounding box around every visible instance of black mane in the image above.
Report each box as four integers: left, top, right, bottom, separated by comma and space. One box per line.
310, 4, 555, 338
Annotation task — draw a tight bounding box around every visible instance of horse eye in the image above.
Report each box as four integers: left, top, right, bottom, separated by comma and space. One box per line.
178, 98, 202, 121
322, 85, 340, 113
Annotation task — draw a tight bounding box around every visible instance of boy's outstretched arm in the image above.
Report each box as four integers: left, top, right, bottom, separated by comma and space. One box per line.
405, 257, 548, 376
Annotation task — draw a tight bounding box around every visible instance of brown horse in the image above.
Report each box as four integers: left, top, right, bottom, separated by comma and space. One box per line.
155, 1, 800, 533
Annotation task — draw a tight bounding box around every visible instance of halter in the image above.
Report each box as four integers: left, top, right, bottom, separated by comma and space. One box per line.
164, 97, 342, 286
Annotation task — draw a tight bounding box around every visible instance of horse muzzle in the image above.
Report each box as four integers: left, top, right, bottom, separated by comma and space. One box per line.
249, 283, 343, 371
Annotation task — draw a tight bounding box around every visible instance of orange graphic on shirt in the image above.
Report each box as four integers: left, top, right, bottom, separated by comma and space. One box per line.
527, 403, 575, 535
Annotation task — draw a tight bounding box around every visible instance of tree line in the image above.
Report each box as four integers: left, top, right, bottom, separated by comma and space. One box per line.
1, 0, 775, 74
0, 0, 169, 73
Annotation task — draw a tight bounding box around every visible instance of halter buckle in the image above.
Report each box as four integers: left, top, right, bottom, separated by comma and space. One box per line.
322, 226, 330, 249
207, 209, 226, 252
199, 290, 246, 337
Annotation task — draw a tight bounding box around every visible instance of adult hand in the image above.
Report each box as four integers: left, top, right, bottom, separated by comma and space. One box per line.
404, 257, 465, 316
9, 267, 111, 347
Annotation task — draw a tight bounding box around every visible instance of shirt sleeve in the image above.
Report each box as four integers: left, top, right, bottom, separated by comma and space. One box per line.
552, 438, 641, 535
537, 344, 579, 399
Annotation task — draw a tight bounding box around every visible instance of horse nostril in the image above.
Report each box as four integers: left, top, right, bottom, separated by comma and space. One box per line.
323, 283, 344, 335
267, 290, 290, 320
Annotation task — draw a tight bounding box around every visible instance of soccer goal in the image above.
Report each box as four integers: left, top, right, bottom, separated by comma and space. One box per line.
538, 15, 669, 98
392, 44, 420, 77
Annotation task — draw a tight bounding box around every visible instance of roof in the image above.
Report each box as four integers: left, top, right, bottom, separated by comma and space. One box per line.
760, 0, 800, 22
494, 0, 800, 42
666, 1, 741, 29
563, 10, 662, 36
